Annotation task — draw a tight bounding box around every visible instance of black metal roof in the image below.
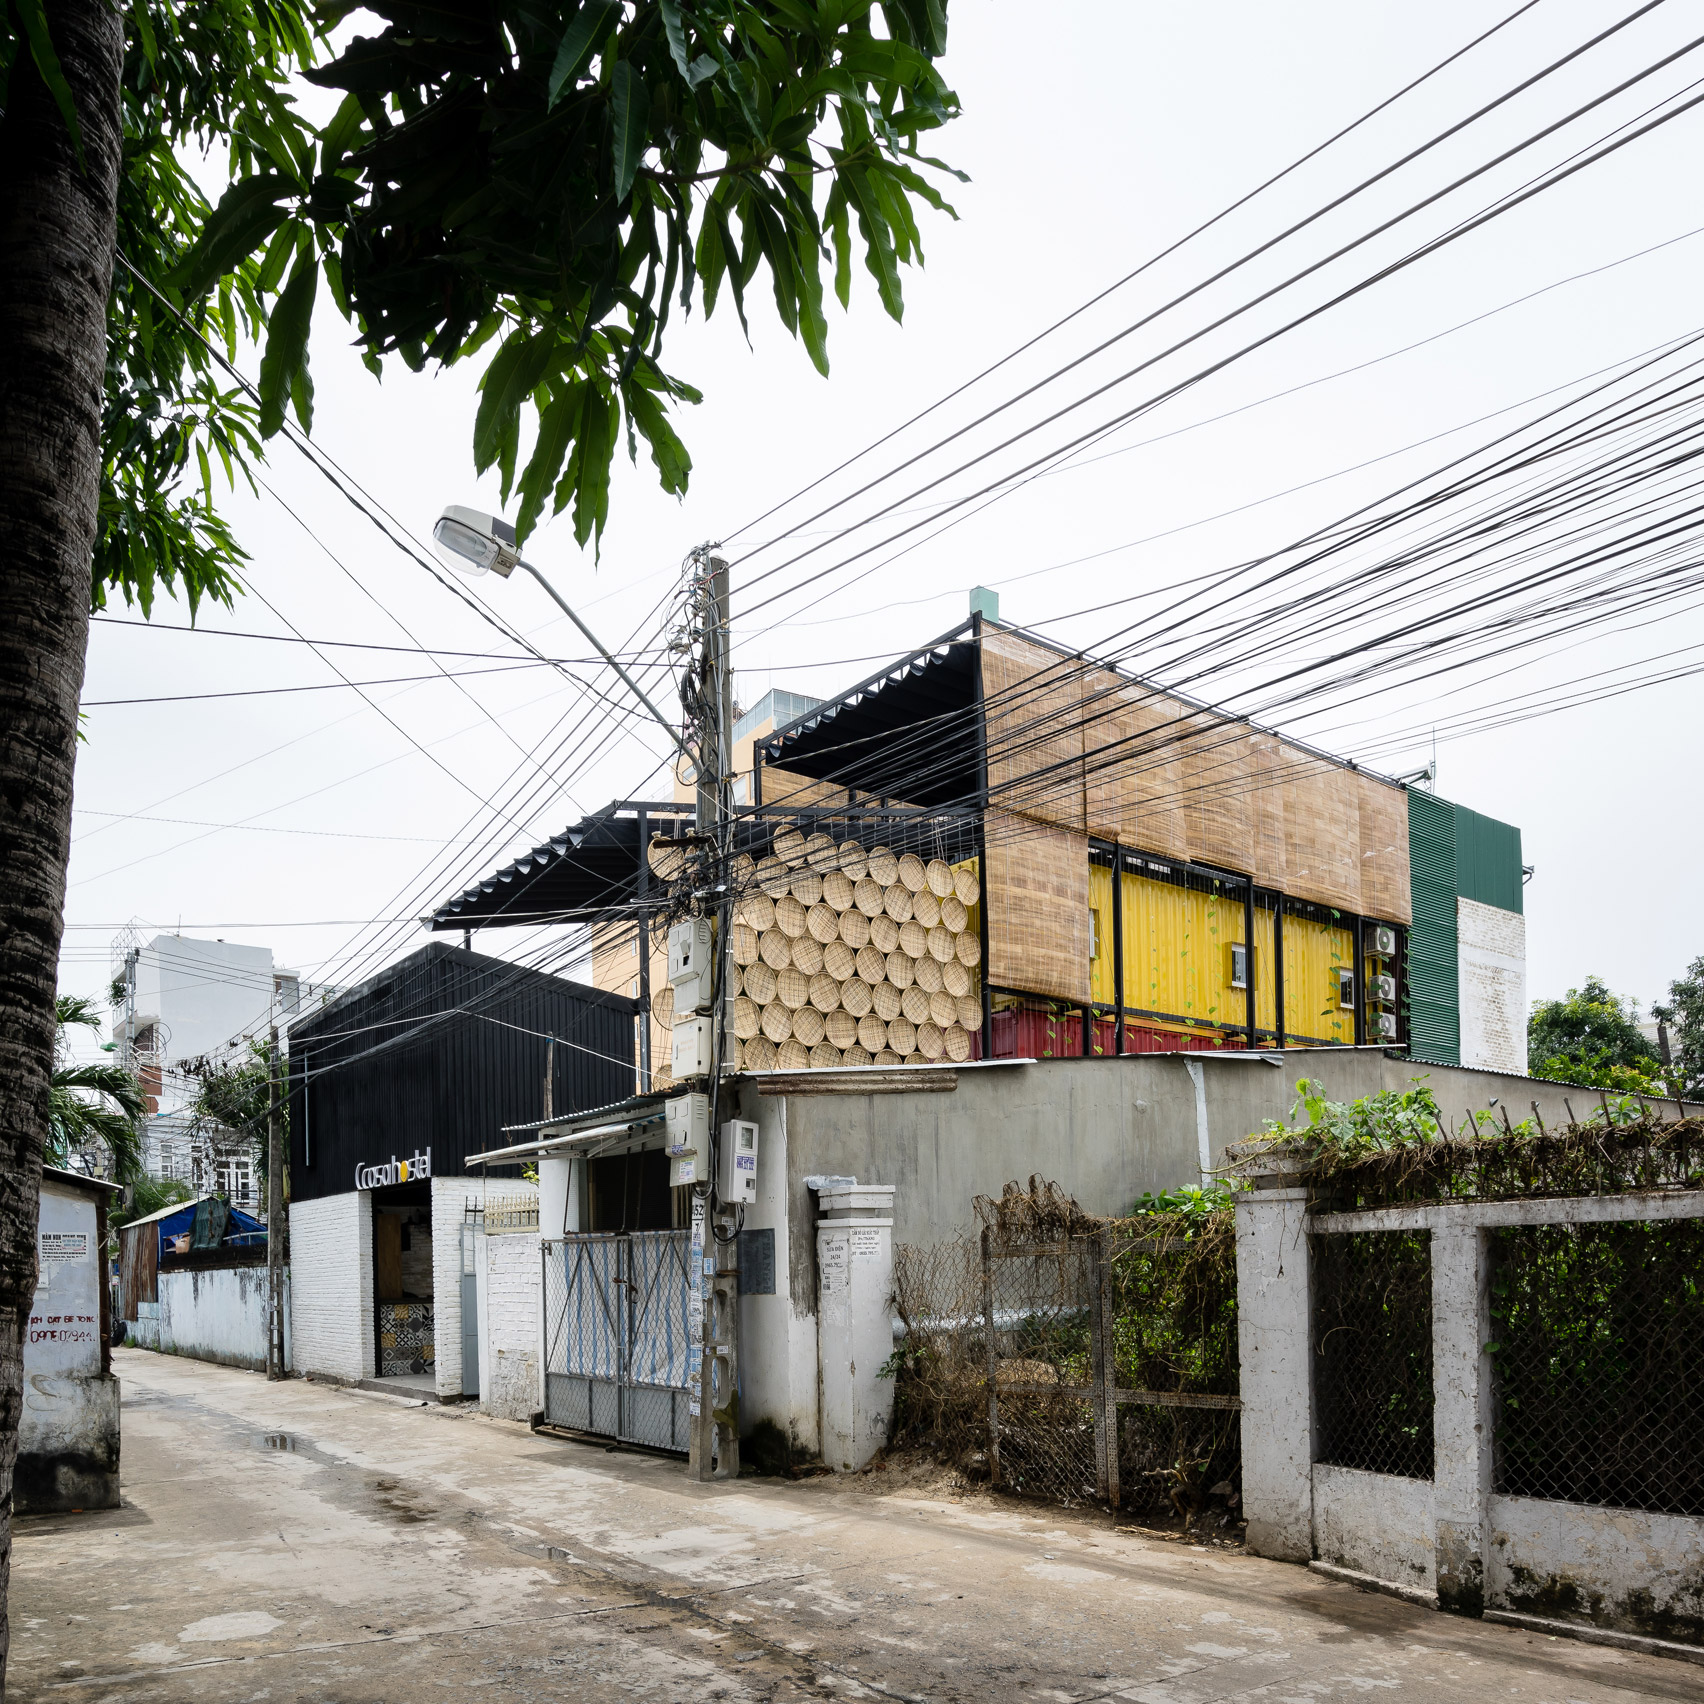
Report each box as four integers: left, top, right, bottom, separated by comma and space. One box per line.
754, 621, 980, 806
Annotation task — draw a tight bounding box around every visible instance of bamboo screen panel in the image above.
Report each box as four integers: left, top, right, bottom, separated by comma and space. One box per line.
1281, 753, 1363, 913
981, 631, 1085, 830
758, 765, 853, 812
985, 809, 1090, 1001
1357, 778, 1413, 925
1081, 672, 1193, 859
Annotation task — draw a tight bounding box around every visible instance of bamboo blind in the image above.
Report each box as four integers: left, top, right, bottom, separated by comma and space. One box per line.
985, 808, 1090, 1002
981, 630, 1086, 831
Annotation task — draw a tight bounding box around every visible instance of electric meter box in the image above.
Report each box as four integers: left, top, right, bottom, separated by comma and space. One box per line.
665, 1092, 709, 1187
718, 1119, 759, 1205
669, 918, 713, 986
671, 1015, 714, 1079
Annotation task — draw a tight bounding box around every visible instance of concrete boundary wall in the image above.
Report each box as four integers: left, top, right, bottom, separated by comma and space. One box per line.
1237, 1184, 1704, 1647
130, 1265, 288, 1372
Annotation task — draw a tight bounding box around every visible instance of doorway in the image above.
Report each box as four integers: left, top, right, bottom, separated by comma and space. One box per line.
372, 1184, 433, 1385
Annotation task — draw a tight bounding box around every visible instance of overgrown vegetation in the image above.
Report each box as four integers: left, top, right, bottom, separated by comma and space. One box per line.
1655, 954, 1704, 1099
48, 996, 144, 1183
1528, 975, 1666, 1096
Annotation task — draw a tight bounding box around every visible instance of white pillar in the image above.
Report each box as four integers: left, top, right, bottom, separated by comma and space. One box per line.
815, 1182, 895, 1472
537, 1155, 572, 1239
1431, 1226, 1492, 1615
1234, 1185, 1313, 1560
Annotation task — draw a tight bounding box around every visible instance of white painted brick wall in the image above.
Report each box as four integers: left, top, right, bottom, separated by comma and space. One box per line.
480, 1224, 541, 1423
289, 1192, 373, 1382
1458, 898, 1527, 1075
430, 1176, 471, 1399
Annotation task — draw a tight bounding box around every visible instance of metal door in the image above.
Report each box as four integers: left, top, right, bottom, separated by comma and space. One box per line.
460, 1215, 480, 1399
542, 1231, 694, 1452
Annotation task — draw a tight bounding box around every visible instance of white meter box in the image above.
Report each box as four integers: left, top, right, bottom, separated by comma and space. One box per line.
666, 1093, 709, 1186
671, 1016, 714, 1079
719, 1119, 759, 1205
668, 918, 713, 986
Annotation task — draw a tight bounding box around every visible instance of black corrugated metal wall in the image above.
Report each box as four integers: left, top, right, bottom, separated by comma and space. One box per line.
287, 943, 636, 1200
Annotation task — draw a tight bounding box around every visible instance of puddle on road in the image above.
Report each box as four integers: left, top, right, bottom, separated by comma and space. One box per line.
255, 1432, 298, 1453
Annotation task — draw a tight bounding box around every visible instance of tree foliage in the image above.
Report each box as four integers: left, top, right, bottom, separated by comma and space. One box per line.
177, 0, 963, 554
1654, 955, 1704, 1100
1528, 975, 1662, 1095
183, 1038, 282, 1181
48, 996, 145, 1182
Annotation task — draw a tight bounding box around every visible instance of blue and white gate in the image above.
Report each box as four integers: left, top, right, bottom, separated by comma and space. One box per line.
542, 1231, 694, 1452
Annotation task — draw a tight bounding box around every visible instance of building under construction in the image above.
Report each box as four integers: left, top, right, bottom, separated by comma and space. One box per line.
429, 613, 1526, 1080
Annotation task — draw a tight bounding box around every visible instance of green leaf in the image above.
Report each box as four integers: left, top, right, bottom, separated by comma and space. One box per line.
609, 61, 649, 203
472, 327, 551, 473
320, 91, 367, 166
171, 175, 295, 301
827, 187, 852, 309
515, 384, 581, 544
659, 0, 692, 79
13, 0, 83, 167
549, 0, 621, 108
553, 386, 616, 554
844, 168, 903, 320
625, 383, 693, 495
794, 223, 829, 377
256, 253, 318, 438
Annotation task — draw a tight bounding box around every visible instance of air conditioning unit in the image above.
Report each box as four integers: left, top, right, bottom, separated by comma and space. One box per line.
671, 1015, 714, 1079
668, 918, 713, 986
1374, 1011, 1398, 1040
718, 1120, 760, 1205
665, 1092, 709, 1186
1371, 972, 1398, 1003
1370, 925, 1397, 957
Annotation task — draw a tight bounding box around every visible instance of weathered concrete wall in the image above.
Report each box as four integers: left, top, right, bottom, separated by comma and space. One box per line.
19, 1180, 119, 1513
1487, 1494, 1704, 1645
1313, 1464, 1436, 1592
290, 1190, 373, 1382
133, 1264, 289, 1372
1458, 899, 1527, 1075
430, 1175, 471, 1399
815, 1184, 896, 1473
478, 1220, 540, 1423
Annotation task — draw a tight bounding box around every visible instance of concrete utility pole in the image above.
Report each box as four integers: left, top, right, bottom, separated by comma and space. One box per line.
688, 550, 739, 1481
267, 1025, 285, 1380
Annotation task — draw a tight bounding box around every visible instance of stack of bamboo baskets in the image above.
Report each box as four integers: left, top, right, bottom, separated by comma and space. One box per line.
726, 829, 980, 1072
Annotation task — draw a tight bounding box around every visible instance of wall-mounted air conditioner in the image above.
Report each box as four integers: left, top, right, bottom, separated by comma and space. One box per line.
1370, 925, 1397, 957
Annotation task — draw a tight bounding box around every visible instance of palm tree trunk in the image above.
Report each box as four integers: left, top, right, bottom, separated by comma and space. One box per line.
0, 0, 123, 1683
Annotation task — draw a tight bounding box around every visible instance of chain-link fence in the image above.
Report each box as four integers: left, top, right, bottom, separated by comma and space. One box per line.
1311, 1229, 1434, 1480
1491, 1219, 1704, 1515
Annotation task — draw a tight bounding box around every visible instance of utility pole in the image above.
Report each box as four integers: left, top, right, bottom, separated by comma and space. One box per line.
266, 1025, 285, 1380
687, 549, 739, 1481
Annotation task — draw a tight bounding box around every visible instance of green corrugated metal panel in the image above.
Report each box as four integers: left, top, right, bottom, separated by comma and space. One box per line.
1454, 805, 1524, 915
1406, 790, 1459, 1065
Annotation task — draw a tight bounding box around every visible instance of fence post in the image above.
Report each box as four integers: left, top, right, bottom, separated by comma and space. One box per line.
1101, 1233, 1120, 1509
1088, 1232, 1108, 1501
981, 1226, 1000, 1489
1431, 1225, 1492, 1616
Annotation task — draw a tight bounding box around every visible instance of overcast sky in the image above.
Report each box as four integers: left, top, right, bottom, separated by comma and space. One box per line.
62, 0, 1704, 1055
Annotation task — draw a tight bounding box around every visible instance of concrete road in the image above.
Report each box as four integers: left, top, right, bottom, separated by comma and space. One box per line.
10, 1349, 1701, 1702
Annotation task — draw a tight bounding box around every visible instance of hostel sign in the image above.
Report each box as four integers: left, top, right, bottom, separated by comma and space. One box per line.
355, 1147, 432, 1190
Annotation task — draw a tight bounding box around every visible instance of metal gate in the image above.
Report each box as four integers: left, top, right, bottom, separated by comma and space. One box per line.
542, 1231, 694, 1452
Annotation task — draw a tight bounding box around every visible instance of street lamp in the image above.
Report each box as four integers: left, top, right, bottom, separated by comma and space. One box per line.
432, 506, 690, 762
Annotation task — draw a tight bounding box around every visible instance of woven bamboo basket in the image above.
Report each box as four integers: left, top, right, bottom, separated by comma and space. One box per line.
756, 854, 791, 898
792, 1004, 826, 1047
778, 1038, 810, 1071
732, 923, 759, 967
838, 908, 871, 949
840, 977, 873, 1018
809, 1042, 843, 1070
837, 839, 868, 879
729, 851, 756, 888
912, 888, 941, 930
774, 894, 807, 938
955, 992, 982, 1030
856, 944, 886, 984
925, 858, 955, 899
898, 918, 927, 959
790, 934, 824, 976
916, 1021, 944, 1060
871, 980, 902, 1022
804, 831, 838, 871
776, 966, 810, 1010
725, 1039, 744, 1073
742, 962, 779, 1006
734, 996, 760, 1040
809, 972, 841, 1014
773, 826, 807, 866
896, 852, 927, 893
759, 929, 792, 970
944, 1024, 973, 1063
928, 989, 958, 1030
886, 951, 916, 990
648, 837, 684, 880
653, 983, 676, 1026
916, 957, 946, 996
825, 1009, 858, 1049
867, 844, 899, 885
943, 960, 972, 998
735, 892, 776, 933
955, 932, 982, 967
857, 1013, 888, 1053
901, 985, 931, 1026
927, 926, 955, 964
822, 939, 856, 981
821, 869, 855, 912
807, 902, 840, 944
953, 864, 981, 906
887, 1017, 917, 1056
882, 884, 914, 924
790, 868, 823, 907
939, 895, 968, 933
869, 914, 899, 954
853, 877, 885, 918
760, 1003, 792, 1044
874, 1048, 903, 1066
744, 1035, 778, 1071
842, 1043, 873, 1068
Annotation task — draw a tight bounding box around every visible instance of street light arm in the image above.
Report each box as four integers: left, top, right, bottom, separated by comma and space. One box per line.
517, 559, 692, 764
